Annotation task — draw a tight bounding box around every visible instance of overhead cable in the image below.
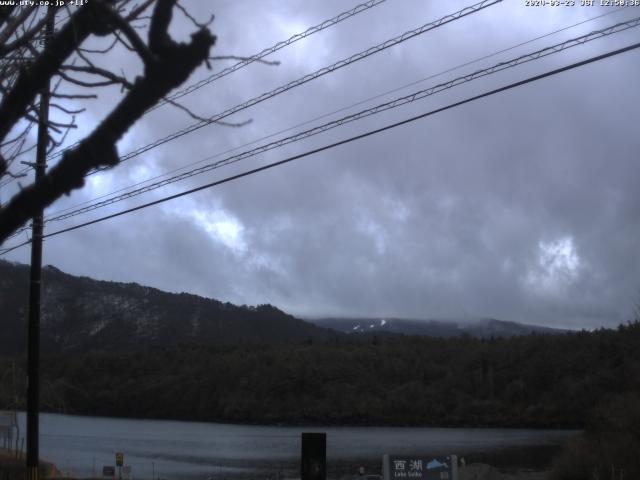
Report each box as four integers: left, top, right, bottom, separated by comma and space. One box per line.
61, 0, 503, 171
32, 16, 640, 228
2, 39, 638, 256
39, 6, 629, 220
151, 0, 391, 111
35, 0, 391, 165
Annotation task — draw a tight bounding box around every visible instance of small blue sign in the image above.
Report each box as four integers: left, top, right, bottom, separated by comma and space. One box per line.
388, 456, 453, 480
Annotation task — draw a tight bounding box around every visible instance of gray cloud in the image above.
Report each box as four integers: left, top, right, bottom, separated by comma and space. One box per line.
4, 0, 640, 329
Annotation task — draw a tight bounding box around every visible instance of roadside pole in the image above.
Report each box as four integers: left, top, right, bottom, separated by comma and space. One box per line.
382, 454, 390, 480
26, 9, 54, 480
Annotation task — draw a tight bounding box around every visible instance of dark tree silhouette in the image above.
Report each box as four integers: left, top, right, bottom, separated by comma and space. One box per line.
0, 0, 216, 244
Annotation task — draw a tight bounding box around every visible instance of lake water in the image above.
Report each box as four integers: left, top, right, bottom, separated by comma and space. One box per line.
13, 413, 577, 479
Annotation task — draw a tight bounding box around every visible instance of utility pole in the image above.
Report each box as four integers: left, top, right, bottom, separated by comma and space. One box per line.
26, 9, 54, 480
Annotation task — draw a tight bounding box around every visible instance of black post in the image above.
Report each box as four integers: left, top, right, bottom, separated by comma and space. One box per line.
301, 432, 326, 480
26, 10, 54, 480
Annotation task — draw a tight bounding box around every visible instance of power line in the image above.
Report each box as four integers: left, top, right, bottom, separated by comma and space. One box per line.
5, 13, 637, 244
38, 0, 392, 165
39, 6, 629, 221
28, 15, 640, 229
1, 0, 483, 192
4, 12, 632, 241
0, 0, 499, 194
3, 7, 635, 241
151, 0, 390, 111
80, 0, 502, 173
2, 40, 638, 256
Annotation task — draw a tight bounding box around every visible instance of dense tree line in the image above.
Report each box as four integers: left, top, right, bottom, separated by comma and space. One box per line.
1, 322, 639, 428
551, 391, 640, 479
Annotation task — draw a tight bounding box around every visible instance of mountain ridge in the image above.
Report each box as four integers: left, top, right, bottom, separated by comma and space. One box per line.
0, 260, 339, 354
308, 316, 568, 338
1, 260, 567, 355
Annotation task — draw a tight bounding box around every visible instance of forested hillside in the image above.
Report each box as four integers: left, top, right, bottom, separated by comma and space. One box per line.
0, 260, 339, 354
1, 322, 638, 428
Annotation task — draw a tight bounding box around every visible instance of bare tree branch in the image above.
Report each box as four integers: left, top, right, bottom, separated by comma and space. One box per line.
2, 168, 27, 180
175, 1, 214, 29
0, 9, 54, 57
123, 0, 156, 22
57, 70, 121, 88
0, 6, 17, 30
51, 92, 98, 99
78, 35, 119, 54
101, 4, 156, 65
0, 6, 36, 48
50, 102, 86, 115
0, 4, 101, 167
0, 0, 216, 243
162, 96, 252, 126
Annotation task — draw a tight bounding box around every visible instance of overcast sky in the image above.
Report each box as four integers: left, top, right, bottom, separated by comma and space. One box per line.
2, 0, 640, 329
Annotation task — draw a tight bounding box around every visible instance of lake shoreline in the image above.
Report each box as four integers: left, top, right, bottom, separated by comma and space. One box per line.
9, 412, 576, 480
24, 408, 584, 431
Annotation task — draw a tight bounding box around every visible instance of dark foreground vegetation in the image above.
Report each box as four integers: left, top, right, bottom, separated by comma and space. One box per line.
550, 391, 640, 479
0, 451, 56, 480
2, 322, 639, 428
2, 322, 640, 478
